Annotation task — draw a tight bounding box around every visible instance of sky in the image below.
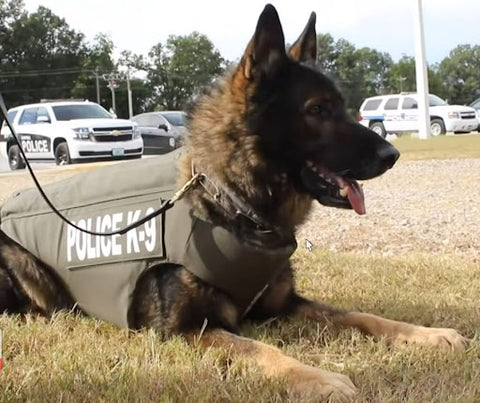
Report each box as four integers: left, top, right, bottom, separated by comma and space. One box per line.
22, 0, 479, 65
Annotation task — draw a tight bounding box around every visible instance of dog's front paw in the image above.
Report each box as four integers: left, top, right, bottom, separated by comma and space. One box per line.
395, 326, 468, 351
286, 364, 357, 401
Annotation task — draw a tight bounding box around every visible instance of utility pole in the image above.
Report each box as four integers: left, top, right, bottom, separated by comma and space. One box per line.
102, 73, 121, 114
88, 69, 101, 104
94, 69, 100, 104
414, 0, 430, 139
126, 70, 133, 119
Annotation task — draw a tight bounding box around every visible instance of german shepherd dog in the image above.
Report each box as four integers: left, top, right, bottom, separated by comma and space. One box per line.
0, 4, 467, 400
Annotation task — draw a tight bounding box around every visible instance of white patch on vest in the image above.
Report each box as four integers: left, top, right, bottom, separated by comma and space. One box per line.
66, 208, 157, 262
126, 210, 141, 253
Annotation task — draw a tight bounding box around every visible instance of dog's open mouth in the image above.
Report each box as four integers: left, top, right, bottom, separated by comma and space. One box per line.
301, 162, 366, 215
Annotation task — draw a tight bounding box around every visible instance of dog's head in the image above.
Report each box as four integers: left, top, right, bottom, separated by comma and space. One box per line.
239, 5, 399, 215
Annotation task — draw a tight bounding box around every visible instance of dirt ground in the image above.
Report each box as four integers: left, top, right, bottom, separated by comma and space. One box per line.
1, 157, 479, 261
299, 158, 480, 261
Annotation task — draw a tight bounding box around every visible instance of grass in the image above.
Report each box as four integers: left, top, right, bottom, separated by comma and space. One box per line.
392, 133, 480, 160
1, 134, 480, 401
1, 252, 479, 402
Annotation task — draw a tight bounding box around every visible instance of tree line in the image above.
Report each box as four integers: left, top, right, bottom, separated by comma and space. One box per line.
1, 0, 479, 120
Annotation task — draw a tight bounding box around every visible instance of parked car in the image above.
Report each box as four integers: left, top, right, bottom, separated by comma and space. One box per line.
358, 93, 478, 137
131, 111, 186, 155
468, 97, 480, 130
0, 100, 143, 170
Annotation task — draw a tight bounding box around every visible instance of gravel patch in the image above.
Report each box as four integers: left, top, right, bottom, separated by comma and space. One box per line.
298, 158, 480, 261
1, 158, 479, 261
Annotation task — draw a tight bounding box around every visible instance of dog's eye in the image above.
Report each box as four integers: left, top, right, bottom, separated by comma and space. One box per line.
307, 104, 323, 115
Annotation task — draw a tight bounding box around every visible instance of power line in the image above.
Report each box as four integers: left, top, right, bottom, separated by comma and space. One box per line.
0, 84, 147, 94
0, 69, 96, 78
0, 66, 90, 75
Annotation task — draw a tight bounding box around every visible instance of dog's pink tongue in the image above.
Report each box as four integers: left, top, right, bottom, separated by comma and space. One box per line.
346, 181, 365, 215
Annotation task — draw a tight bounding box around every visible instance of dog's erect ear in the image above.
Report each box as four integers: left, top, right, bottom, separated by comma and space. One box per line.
241, 4, 287, 79
289, 12, 317, 64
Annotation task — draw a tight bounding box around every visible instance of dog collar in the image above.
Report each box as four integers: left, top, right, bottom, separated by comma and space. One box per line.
191, 162, 279, 233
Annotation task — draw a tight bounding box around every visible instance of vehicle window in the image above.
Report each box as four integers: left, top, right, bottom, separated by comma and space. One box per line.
7, 110, 17, 123
132, 115, 149, 126
150, 115, 167, 128
36, 107, 51, 123
384, 98, 399, 110
18, 108, 38, 125
402, 97, 418, 109
429, 95, 447, 106
1, 110, 17, 132
160, 112, 186, 126
142, 115, 156, 127
52, 104, 112, 120
362, 99, 382, 111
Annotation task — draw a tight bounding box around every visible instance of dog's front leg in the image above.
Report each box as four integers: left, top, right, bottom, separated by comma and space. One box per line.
293, 297, 468, 351
188, 329, 356, 400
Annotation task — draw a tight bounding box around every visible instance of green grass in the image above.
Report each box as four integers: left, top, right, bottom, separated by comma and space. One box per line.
393, 133, 480, 160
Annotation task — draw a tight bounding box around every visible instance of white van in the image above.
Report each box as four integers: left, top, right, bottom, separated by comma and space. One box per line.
358, 93, 478, 137
0, 100, 143, 170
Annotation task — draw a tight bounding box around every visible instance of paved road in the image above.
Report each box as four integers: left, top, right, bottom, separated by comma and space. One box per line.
0, 153, 56, 174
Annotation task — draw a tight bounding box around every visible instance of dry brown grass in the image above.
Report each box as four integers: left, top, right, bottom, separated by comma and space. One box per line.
1, 137, 480, 401
1, 251, 479, 402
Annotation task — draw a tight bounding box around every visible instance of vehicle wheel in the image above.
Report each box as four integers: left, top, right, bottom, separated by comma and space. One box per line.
55, 142, 71, 165
8, 144, 26, 170
430, 119, 446, 136
370, 122, 386, 138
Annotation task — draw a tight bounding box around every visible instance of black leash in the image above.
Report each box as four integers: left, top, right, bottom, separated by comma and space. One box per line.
0, 93, 200, 236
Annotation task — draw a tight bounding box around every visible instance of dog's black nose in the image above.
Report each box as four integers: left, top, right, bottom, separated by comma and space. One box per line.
377, 143, 400, 169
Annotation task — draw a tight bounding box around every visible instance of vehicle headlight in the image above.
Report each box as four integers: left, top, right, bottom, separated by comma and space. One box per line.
169, 137, 175, 148
133, 125, 141, 139
73, 127, 92, 140
447, 111, 460, 119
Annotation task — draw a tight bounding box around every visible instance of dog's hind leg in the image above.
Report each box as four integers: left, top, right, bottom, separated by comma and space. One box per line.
0, 265, 30, 313
291, 295, 468, 351
0, 231, 73, 316
188, 329, 357, 401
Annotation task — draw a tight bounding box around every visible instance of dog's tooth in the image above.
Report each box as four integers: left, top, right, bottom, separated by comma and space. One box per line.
339, 187, 348, 197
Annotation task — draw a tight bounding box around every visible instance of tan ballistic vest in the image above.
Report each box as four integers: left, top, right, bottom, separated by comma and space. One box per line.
0, 149, 297, 328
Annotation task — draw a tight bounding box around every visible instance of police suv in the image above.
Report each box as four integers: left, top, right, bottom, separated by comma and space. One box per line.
358, 93, 478, 137
0, 100, 143, 170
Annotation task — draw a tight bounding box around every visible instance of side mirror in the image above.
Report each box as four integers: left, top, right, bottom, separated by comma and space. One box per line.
159, 123, 168, 131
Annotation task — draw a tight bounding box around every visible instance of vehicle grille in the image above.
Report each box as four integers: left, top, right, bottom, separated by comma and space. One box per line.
79, 148, 143, 156
92, 126, 133, 142
460, 112, 476, 119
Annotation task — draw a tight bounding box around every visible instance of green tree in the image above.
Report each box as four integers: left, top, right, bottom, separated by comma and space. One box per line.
386, 56, 416, 93
71, 33, 116, 107
0, 3, 86, 107
316, 33, 337, 73
145, 32, 226, 110
315, 35, 392, 115
438, 44, 480, 105
386, 56, 446, 97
